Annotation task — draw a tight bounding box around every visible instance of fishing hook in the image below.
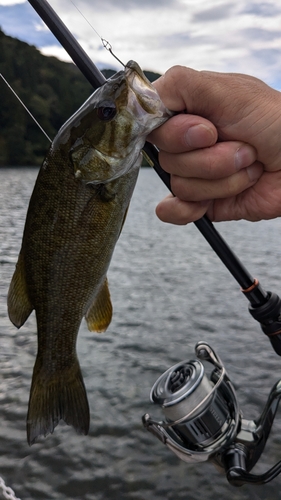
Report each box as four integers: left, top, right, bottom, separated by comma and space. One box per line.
70, 0, 125, 67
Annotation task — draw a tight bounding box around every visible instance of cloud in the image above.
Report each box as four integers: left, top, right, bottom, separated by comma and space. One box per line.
240, 26, 281, 42
0, 2, 60, 46
39, 45, 72, 62
251, 46, 281, 65
192, 2, 236, 22
0, 0, 25, 4
59, 0, 180, 10
240, 1, 281, 16
0, 0, 281, 88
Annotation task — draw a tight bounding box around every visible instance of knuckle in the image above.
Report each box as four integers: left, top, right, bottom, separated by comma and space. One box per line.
158, 150, 172, 173
224, 172, 246, 197
170, 175, 190, 199
165, 65, 189, 83
203, 152, 217, 178
199, 143, 227, 180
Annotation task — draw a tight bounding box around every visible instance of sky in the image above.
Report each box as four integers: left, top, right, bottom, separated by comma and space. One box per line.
0, 0, 281, 89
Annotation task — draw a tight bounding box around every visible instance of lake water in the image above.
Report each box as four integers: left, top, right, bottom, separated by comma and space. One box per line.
0, 167, 281, 499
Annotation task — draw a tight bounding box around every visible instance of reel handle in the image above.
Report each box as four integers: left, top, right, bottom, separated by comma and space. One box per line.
225, 447, 281, 486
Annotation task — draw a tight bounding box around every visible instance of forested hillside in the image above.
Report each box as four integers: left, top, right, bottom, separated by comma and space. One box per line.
0, 29, 160, 166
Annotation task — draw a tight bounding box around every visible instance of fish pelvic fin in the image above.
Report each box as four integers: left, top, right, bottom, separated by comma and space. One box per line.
85, 277, 113, 333
7, 252, 33, 328
27, 356, 90, 446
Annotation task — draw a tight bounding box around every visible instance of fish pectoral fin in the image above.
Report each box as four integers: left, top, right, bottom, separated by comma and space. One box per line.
85, 278, 113, 333
7, 252, 33, 328
118, 205, 129, 239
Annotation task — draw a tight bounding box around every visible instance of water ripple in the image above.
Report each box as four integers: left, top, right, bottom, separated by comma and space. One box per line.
0, 168, 280, 499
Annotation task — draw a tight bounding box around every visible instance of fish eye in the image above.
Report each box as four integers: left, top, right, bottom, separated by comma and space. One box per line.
97, 103, 117, 121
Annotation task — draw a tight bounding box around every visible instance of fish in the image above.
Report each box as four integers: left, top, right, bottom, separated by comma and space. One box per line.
7, 61, 171, 445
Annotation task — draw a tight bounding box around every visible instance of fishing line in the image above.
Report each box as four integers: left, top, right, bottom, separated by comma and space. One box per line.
0, 73, 52, 143
70, 0, 125, 67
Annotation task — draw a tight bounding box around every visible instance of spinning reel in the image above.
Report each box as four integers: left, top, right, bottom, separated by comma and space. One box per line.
143, 342, 281, 486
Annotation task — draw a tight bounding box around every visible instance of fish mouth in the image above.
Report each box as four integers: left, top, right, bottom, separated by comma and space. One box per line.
125, 60, 171, 120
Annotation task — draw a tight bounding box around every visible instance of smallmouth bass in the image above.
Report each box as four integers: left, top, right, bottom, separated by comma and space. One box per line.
8, 61, 171, 445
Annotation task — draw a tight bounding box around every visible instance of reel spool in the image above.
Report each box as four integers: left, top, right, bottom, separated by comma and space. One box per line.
150, 358, 232, 448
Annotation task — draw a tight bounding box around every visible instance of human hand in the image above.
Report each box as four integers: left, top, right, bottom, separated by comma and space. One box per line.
147, 67, 281, 224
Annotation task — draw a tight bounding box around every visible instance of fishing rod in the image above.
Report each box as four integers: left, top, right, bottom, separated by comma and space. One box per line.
26, 0, 281, 356
26, 0, 281, 486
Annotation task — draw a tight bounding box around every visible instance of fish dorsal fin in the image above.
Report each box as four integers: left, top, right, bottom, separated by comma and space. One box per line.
85, 277, 112, 333
7, 252, 33, 328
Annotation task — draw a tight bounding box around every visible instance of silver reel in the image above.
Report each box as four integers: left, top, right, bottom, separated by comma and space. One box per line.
143, 342, 281, 486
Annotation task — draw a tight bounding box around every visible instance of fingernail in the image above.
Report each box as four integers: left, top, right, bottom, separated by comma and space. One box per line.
246, 164, 262, 182
184, 124, 216, 148
235, 145, 256, 170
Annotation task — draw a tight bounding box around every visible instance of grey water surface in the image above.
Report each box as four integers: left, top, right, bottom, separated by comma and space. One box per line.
0, 167, 281, 500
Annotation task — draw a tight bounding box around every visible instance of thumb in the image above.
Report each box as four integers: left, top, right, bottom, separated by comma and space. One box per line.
153, 66, 281, 171
154, 66, 272, 123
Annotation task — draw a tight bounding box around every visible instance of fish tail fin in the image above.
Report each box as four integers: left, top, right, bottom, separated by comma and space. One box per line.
27, 356, 90, 446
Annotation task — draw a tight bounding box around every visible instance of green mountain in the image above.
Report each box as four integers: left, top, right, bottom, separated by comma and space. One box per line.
0, 29, 161, 166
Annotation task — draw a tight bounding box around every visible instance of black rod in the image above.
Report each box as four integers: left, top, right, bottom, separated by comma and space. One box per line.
27, 0, 268, 305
